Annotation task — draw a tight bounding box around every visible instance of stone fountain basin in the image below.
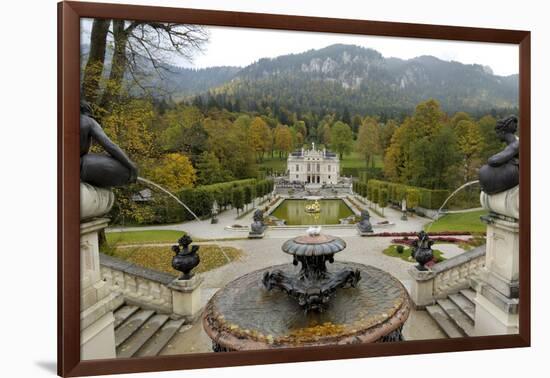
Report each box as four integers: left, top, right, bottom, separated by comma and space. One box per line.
202, 262, 410, 351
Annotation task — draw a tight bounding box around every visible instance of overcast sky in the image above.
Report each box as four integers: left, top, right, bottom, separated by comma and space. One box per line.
81, 20, 519, 76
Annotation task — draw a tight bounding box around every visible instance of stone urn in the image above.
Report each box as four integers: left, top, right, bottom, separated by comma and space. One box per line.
172, 235, 200, 280
411, 231, 434, 271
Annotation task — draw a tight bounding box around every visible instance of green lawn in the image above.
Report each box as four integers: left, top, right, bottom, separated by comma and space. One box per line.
424, 210, 488, 233
340, 152, 383, 169
383, 245, 445, 263
105, 244, 242, 275
259, 156, 287, 173
106, 230, 186, 245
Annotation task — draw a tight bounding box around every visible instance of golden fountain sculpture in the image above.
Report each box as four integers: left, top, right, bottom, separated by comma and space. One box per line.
305, 200, 321, 213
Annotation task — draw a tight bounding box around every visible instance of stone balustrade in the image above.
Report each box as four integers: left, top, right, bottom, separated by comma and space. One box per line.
100, 253, 203, 320
408, 245, 486, 308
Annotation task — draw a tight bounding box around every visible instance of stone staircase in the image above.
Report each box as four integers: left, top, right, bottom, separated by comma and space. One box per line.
114, 304, 187, 358
426, 288, 476, 338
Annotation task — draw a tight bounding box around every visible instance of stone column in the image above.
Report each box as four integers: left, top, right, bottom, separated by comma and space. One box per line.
473, 186, 519, 335
80, 183, 122, 360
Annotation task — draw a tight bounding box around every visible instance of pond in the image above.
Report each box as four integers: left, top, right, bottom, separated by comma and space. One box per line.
270, 199, 354, 225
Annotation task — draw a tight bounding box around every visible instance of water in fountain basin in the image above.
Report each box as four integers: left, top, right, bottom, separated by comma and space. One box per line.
425, 180, 480, 232
136, 177, 230, 263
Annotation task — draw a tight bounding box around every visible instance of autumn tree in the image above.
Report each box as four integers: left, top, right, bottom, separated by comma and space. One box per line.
449, 112, 472, 128
160, 105, 207, 160
196, 151, 231, 185
81, 19, 208, 112
454, 119, 485, 182
99, 99, 155, 163
383, 99, 456, 189
294, 131, 304, 149
356, 116, 381, 168
81, 19, 111, 105
203, 115, 258, 179
351, 114, 363, 133
274, 124, 293, 159
249, 117, 271, 162
330, 121, 353, 159
294, 121, 307, 139
379, 119, 398, 156
478, 115, 504, 162
147, 153, 196, 192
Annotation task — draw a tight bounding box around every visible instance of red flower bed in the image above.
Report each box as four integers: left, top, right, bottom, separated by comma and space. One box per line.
391, 236, 472, 245
365, 231, 479, 237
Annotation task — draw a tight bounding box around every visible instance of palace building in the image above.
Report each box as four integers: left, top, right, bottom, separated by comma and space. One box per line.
287, 143, 340, 184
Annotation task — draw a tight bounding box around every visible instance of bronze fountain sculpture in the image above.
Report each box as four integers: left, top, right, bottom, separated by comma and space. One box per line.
478, 115, 519, 195
80, 101, 138, 188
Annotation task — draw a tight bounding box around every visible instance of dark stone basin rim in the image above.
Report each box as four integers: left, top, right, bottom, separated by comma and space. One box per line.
281, 236, 347, 256
202, 297, 411, 351
201, 262, 411, 351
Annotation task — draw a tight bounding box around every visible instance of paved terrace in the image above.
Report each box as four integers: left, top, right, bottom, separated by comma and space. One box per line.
106, 195, 459, 354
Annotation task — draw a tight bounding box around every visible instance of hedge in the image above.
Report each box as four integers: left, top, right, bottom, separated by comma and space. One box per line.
176, 178, 273, 221
344, 167, 383, 182
366, 179, 450, 210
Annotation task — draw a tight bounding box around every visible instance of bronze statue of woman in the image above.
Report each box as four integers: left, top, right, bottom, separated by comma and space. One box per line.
80, 101, 138, 188
478, 115, 519, 194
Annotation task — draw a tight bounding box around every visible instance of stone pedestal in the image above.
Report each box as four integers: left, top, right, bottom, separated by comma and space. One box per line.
80, 218, 122, 360
81, 182, 115, 221
407, 268, 436, 308
473, 186, 519, 336
248, 232, 265, 239
169, 275, 204, 322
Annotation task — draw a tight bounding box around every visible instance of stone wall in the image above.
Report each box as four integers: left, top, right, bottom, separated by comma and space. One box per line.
408, 245, 486, 308
100, 254, 203, 321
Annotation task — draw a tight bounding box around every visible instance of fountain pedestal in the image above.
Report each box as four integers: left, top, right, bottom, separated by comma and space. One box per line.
473, 186, 519, 335
262, 234, 360, 311
203, 262, 410, 351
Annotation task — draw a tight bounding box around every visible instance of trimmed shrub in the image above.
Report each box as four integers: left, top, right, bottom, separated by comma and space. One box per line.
379, 188, 388, 209
366, 179, 450, 210
406, 188, 420, 209
232, 187, 244, 213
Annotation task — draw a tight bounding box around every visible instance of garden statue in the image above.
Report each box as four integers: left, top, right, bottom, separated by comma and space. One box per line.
249, 209, 267, 236
401, 198, 408, 221
411, 231, 434, 271
171, 235, 200, 280
478, 115, 519, 194
211, 200, 219, 224
357, 209, 373, 233
80, 101, 138, 188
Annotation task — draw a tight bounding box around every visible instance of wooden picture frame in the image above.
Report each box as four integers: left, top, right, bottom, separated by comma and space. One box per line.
58, 1, 531, 376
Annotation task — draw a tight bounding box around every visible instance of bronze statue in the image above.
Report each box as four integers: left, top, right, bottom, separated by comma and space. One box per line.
356, 209, 373, 233
80, 101, 138, 188
478, 115, 519, 194
250, 209, 267, 235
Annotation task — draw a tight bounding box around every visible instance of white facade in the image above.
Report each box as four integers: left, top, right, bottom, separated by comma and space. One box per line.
287, 143, 339, 184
